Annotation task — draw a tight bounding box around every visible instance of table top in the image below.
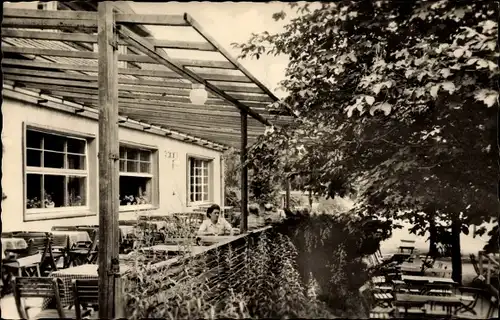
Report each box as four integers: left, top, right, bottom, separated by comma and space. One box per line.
402, 275, 456, 284
395, 293, 462, 304
400, 266, 452, 274
401, 239, 416, 244
51, 263, 130, 276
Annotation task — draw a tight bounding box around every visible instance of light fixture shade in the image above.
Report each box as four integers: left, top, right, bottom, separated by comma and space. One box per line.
189, 83, 208, 105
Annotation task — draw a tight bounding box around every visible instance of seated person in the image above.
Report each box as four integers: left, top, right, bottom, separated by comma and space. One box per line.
197, 204, 233, 236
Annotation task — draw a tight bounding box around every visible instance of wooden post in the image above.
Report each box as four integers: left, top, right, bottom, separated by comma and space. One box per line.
220, 154, 225, 216
97, 2, 120, 319
285, 177, 291, 210
240, 111, 248, 233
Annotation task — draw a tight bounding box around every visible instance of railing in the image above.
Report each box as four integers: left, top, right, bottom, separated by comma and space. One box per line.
478, 250, 500, 296
122, 226, 274, 317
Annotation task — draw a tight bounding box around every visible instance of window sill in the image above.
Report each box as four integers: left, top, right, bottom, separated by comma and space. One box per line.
24, 207, 95, 222
119, 204, 157, 212
187, 201, 213, 208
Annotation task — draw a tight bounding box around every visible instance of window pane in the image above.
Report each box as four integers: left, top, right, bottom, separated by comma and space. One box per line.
44, 151, 64, 169
43, 133, 65, 152
195, 177, 201, 184
195, 185, 201, 193
203, 177, 208, 185
140, 162, 150, 173
67, 154, 85, 170
127, 160, 138, 173
119, 147, 126, 159
27, 149, 42, 167
26, 174, 43, 209
119, 176, 151, 205
119, 160, 125, 172
203, 165, 208, 175
190, 161, 195, 175
127, 149, 138, 161
67, 176, 86, 206
44, 175, 65, 208
67, 138, 85, 154
26, 130, 42, 149
139, 151, 150, 161
190, 193, 194, 202
203, 193, 208, 201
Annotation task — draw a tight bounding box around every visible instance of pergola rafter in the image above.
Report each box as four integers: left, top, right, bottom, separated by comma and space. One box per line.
2, 6, 293, 148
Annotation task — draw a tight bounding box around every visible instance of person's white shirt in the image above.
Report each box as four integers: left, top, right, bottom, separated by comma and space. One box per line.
197, 217, 233, 236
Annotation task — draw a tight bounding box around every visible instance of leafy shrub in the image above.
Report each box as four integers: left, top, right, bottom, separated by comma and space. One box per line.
123, 211, 387, 319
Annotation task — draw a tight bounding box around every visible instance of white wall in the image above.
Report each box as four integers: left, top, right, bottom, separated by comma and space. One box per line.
1, 96, 222, 232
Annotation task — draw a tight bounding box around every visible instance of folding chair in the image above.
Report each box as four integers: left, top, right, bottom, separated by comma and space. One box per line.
12, 276, 77, 319
72, 279, 98, 320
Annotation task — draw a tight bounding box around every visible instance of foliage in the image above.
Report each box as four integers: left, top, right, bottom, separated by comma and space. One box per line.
123, 227, 339, 319
275, 211, 392, 316
233, 0, 498, 283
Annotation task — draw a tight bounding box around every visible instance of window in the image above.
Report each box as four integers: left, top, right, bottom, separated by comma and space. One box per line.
25, 129, 88, 212
188, 158, 212, 203
119, 145, 154, 207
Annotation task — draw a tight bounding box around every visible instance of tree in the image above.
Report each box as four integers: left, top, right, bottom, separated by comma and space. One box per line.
234, 0, 498, 283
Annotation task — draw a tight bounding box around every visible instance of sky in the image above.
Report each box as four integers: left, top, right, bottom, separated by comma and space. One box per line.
128, 1, 299, 98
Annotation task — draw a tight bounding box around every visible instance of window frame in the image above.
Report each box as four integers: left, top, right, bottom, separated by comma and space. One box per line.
23, 123, 95, 221
118, 141, 159, 212
186, 154, 214, 206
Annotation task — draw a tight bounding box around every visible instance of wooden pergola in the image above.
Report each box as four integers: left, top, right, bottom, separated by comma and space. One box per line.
2, 3, 292, 317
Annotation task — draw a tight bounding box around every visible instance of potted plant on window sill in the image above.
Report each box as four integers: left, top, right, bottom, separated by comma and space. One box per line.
44, 192, 55, 208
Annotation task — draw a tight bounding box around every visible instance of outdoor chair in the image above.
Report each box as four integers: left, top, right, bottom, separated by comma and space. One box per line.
72, 279, 98, 320
3, 236, 49, 278
359, 283, 395, 319
12, 276, 77, 319
75, 225, 99, 238
67, 230, 99, 267
454, 286, 489, 315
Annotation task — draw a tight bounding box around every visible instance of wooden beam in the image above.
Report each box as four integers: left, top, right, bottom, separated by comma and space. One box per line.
115, 13, 188, 26
186, 13, 298, 119
185, 13, 278, 102
240, 111, 249, 233
2, 66, 265, 94
117, 26, 271, 126
119, 114, 264, 130
148, 121, 263, 135
97, 3, 119, 319
2, 29, 216, 51
2, 58, 252, 82
1, 18, 98, 30
3, 8, 98, 20
2, 46, 236, 69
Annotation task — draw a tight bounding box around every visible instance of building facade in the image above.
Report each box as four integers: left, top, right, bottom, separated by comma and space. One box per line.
2, 91, 224, 232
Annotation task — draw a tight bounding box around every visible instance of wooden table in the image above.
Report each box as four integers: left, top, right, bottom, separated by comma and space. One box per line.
50, 230, 91, 247
1, 237, 27, 260
394, 293, 463, 316
44, 264, 130, 307
402, 275, 456, 284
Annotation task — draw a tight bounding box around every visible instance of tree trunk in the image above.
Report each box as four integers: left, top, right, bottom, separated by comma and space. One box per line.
428, 213, 438, 257
451, 217, 462, 284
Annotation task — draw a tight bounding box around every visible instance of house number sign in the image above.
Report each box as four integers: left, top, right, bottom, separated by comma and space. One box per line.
164, 151, 178, 159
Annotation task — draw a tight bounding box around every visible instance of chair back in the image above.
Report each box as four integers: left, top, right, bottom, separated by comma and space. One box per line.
51, 226, 78, 231
76, 226, 98, 238
50, 234, 69, 248
72, 279, 99, 320
85, 230, 99, 264
26, 236, 50, 256
12, 277, 64, 318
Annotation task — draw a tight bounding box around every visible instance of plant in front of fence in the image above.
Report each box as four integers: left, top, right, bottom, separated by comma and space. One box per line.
122, 228, 338, 319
